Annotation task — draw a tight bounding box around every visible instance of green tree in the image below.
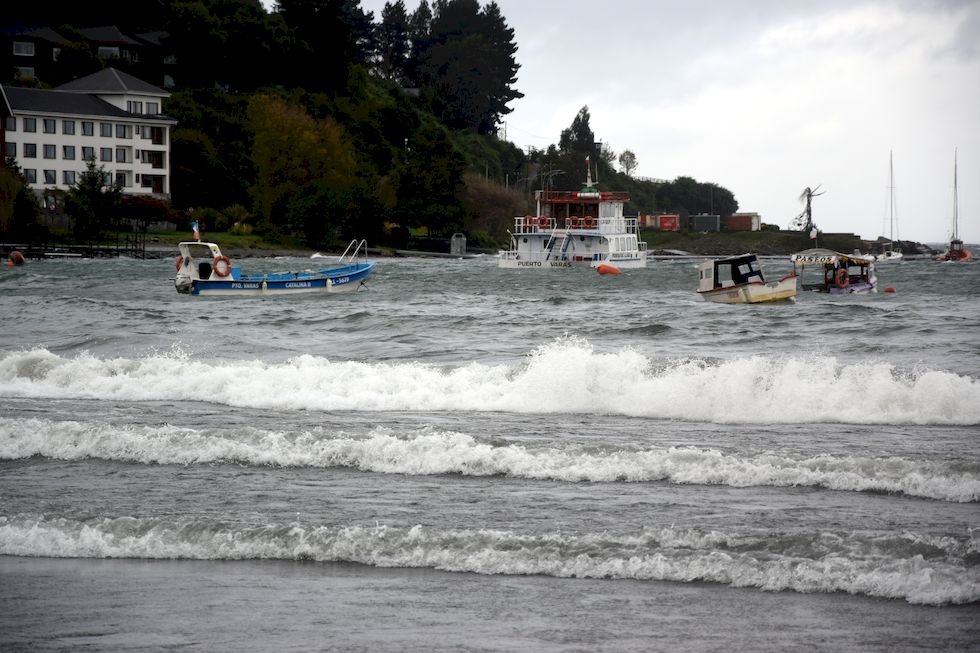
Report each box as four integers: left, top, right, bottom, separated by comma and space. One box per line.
374, 0, 411, 83
65, 158, 122, 242
249, 93, 357, 236
0, 165, 44, 241
618, 149, 637, 177
420, 0, 522, 134
393, 118, 466, 235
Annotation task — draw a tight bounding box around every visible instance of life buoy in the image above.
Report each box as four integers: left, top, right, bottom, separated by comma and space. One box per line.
583, 215, 596, 228
834, 268, 849, 288
213, 255, 231, 278
175, 255, 183, 271
523, 215, 535, 228
567, 216, 578, 228
537, 216, 549, 229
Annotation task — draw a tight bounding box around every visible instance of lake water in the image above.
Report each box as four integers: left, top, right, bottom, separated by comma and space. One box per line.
1, 254, 978, 651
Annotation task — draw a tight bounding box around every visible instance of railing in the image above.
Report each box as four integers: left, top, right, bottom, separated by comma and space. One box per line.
340, 239, 368, 264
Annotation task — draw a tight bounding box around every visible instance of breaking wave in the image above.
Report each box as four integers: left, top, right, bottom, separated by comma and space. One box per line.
1, 338, 979, 425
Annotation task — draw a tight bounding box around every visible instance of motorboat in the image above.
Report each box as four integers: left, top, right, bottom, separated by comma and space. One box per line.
696, 253, 797, 303
791, 248, 877, 294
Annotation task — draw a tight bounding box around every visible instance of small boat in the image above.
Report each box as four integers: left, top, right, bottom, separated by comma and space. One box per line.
696, 253, 797, 303
174, 239, 374, 296
498, 162, 647, 269
935, 149, 973, 262
790, 248, 877, 294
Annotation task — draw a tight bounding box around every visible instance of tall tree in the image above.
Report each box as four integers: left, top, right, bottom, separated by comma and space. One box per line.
374, 0, 411, 83
558, 106, 595, 157
420, 0, 522, 134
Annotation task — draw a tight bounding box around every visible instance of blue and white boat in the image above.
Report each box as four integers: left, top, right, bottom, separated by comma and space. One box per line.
174, 239, 374, 296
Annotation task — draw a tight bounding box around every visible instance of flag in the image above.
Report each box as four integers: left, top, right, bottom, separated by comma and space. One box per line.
585, 155, 590, 165
809, 227, 818, 240
192, 220, 200, 241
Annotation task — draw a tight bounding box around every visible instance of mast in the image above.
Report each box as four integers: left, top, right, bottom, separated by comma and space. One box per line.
952, 148, 959, 241
888, 150, 898, 241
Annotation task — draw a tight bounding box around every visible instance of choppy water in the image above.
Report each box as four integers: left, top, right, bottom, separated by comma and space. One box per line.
1, 254, 979, 650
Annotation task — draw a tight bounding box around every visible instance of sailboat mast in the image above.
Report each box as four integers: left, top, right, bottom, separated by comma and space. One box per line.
952, 148, 959, 241
888, 150, 897, 241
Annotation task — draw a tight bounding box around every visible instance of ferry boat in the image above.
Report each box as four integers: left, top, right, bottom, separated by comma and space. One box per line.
498, 166, 647, 269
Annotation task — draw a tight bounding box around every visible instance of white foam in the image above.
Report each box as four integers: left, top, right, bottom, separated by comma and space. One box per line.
1, 339, 979, 425
2, 419, 977, 502
1, 515, 975, 606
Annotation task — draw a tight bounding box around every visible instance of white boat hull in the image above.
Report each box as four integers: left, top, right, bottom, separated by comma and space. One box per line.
699, 276, 798, 304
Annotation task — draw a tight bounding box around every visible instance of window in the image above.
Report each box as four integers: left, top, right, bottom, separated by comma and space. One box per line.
52, 47, 60, 62
63, 170, 76, 185
43, 144, 55, 159
24, 169, 36, 183
43, 119, 55, 134
103, 172, 112, 186
115, 124, 131, 139
63, 120, 75, 135
97, 46, 120, 58
115, 171, 130, 187
82, 146, 95, 161
43, 169, 56, 184
147, 102, 159, 115
23, 143, 37, 158
82, 121, 94, 136
4, 142, 15, 157
63, 145, 75, 160
100, 147, 112, 162
100, 123, 112, 137
24, 118, 36, 133
116, 147, 127, 163
127, 100, 143, 114
14, 67, 34, 79
13, 42, 35, 56
4, 116, 15, 131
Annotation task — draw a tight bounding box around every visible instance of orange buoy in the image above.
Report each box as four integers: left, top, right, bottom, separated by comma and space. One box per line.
596, 263, 621, 275
884, 287, 896, 293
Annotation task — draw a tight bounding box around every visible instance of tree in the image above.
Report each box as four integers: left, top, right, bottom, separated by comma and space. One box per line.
419, 0, 522, 134
558, 106, 595, 157
65, 158, 122, 242
0, 165, 44, 241
618, 149, 638, 177
374, 0, 411, 83
249, 94, 357, 236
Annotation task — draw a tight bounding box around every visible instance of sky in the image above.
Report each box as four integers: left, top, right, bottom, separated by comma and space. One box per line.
272, 0, 980, 244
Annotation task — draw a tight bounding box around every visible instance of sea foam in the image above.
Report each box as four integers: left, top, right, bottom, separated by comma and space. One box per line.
2, 418, 977, 502
1, 339, 979, 425
1, 515, 975, 606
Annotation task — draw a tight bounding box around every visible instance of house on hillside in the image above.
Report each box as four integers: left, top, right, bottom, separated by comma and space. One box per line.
0, 67, 177, 205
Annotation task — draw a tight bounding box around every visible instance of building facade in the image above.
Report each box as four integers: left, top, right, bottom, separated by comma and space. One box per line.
0, 67, 176, 203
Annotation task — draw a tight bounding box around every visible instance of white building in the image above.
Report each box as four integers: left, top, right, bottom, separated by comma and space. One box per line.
1, 67, 177, 203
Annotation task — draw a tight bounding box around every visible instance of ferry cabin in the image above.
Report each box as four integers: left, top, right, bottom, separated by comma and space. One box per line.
498, 186, 647, 269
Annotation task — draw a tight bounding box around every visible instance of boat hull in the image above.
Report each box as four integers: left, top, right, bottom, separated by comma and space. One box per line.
497, 254, 647, 269
182, 262, 374, 296
699, 277, 797, 304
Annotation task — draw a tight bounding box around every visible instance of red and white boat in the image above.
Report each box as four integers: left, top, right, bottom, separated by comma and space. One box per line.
697, 253, 797, 304
498, 165, 647, 269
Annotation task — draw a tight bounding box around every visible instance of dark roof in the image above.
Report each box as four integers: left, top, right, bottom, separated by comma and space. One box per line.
2, 86, 133, 118
56, 68, 168, 97
22, 26, 70, 45
76, 26, 142, 46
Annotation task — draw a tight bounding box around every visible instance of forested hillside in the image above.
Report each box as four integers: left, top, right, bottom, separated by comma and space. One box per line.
4, 0, 739, 248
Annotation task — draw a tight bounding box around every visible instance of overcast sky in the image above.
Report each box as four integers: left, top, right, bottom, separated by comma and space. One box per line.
307, 0, 980, 243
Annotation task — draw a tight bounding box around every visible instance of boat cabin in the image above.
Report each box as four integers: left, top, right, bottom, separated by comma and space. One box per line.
697, 254, 765, 292
791, 248, 877, 294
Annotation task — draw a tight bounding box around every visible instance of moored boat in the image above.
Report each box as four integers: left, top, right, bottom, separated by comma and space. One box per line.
790, 248, 877, 294
498, 164, 647, 269
696, 253, 797, 304
174, 239, 374, 296
935, 148, 973, 262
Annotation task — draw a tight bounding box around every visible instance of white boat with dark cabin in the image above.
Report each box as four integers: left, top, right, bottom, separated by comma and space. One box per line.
498, 166, 647, 269
174, 239, 374, 296
696, 253, 797, 303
